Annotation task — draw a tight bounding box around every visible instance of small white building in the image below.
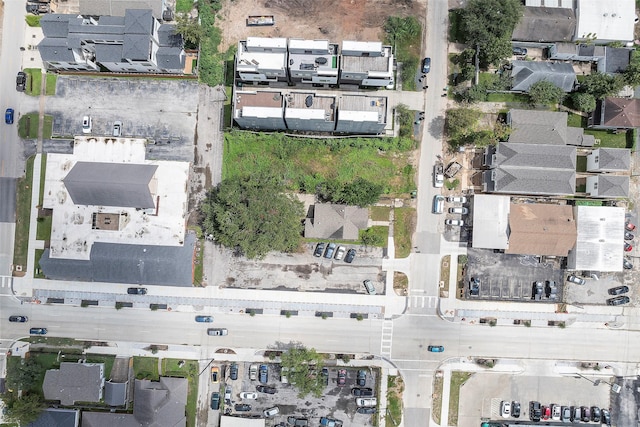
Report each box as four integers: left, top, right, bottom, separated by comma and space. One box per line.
236, 37, 288, 83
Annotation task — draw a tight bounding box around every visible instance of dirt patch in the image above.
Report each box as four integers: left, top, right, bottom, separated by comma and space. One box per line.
393, 271, 408, 295
216, 0, 424, 52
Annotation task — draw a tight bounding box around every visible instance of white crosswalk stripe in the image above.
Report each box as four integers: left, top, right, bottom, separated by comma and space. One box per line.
380, 320, 394, 359
408, 295, 438, 309
0, 276, 12, 288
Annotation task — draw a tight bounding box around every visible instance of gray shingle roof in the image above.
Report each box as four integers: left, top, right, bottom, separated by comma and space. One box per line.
508, 109, 568, 145
105, 381, 128, 406
38, 232, 196, 286
134, 378, 187, 426
122, 34, 151, 60
40, 14, 74, 37
490, 142, 576, 195
156, 47, 185, 70
592, 148, 631, 171
593, 175, 629, 197
509, 60, 577, 92
157, 24, 182, 47
63, 162, 157, 208
512, 6, 576, 42
27, 409, 79, 427
43, 363, 104, 406
38, 38, 76, 62
82, 413, 141, 427
80, 0, 164, 19
602, 47, 632, 74
304, 203, 369, 240
95, 43, 124, 62
124, 9, 153, 34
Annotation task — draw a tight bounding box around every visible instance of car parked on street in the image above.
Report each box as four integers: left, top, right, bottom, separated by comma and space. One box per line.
210, 392, 220, 410
239, 391, 257, 399
256, 385, 277, 394
263, 407, 280, 417
626, 221, 636, 231
447, 195, 467, 203
127, 287, 147, 294
363, 280, 376, 295
334, 246, 346, 260
211, 367, 219, 383
207, 328, 228, 336
625, 231, 634, 240
356, 370, 366, 387
16, 72, 26, 91
195, 315, 213, 322
448, 207, 469, 215
433, 195, 445, 214
5, 108, 14, 124
607, 296, 630, 306
445, 219, 464, 226
29, 328, 47, 335
427, 345, 444, 352
352, 388, 373, 397
324, 243, 336, 259
608, 285, 629, 295
9, 316, 28, 322
624, 257, 633, 269
337, 369, 346, 386
259, 364, 268, 383
625, 242, 633, 252
230, 363, 238, 380
500, 401, 511, 418
566, 275, 586, 285
512, 401, 521, 418
314, 242, 326, 257
344, 249, 356, 263
421, 57, 431, 73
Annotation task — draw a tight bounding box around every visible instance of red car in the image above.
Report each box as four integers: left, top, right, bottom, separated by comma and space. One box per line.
337, 369, 346, 386
626, 221, 636, 231
542, 406, 551, 420
625, 242, 633, 252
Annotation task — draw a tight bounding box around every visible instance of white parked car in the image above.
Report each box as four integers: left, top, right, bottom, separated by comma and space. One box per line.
82, 115, 92, 134
501, 400, 511, 418
239, 392, 257, 400
355, 397, 377, 407
263, 406, 280, 417
334, 246, 346, 261
447, 195, 467, 204
567, 275, 586, 285
448, 207, 469, 215
445, 219, 464, 226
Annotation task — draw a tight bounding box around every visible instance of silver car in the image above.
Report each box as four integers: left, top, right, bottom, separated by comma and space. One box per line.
363, 280, 376, 295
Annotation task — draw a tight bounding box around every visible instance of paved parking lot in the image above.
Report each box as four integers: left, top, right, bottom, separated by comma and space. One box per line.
44, 76, 199, 162
466, 249, 565, 301
213, 362, 378, 426
563, 271, 634, 307
206, 244, 385, 294
458, 372, 611, 427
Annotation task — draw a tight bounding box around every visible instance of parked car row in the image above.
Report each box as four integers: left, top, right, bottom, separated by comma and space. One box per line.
531, 280, 558, 301
528, 401, 610, 424
313, 243, 356, 263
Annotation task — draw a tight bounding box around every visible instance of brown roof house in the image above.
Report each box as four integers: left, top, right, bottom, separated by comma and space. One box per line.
304, 203, 369, 240
43, 362, 105, 406
506, 204, 577, 256
590, 98, 640, 129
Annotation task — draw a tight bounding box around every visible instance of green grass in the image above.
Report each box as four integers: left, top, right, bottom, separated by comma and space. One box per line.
360, 226, 389, 247
584, 129, 628, 148
449, 372, 473, 425
13, 156, 35, 269
223, 132, 414, 195
161, 359, 199, 427
133, 356, 160, 380
486, 92, 530, 103
45, 74, 57, 96
370, 206, 390, 221
567, 113, 585, 128
432, 374, 444, 424
35, 249, 45, 278
386, 376, 403, 427
43, 115, 53, 139
24, 69, 42, 96
25, 15, 41, 27
39, 154, 46, 205
176, 0, 194, 12
574, 199, 603, 206
448, 9, 465, 43
18, 113, 39, 139
576, 156, 587, 172
36, 216, 52, 241
394, 208, 415, 258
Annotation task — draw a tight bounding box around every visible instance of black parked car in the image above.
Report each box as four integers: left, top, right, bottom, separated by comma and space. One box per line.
256, 385, 277, 394
234, 404, 251, 412
421, 57, 431, 73
9, 316, 28, 322
601, 408, 611, 425
512, 47, 528, 56
16, 72, 26, 91
608, 286, 629, 295
127, 287, 147, 295
530, 401, 542, 422
210, 392, 220, 410
591, 406, 601, 423
356, 407, 377, 414
352, 388, 373, 397
469, 278, 480, 296
313, 243, 326, 257
344, 249, 356, 263
607, 296, 630, 306
322, 367, 329, 386
511, 401, 521, 418
230, 363, 238, 380
356, 370, 366, 387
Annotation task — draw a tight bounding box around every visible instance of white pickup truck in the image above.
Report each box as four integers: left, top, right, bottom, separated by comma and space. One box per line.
433, 162, 444, 188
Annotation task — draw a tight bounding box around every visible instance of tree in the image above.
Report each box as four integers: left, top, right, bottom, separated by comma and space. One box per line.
623, 51, 640, 86
174, 15, 204, 46
452, 49, 476, 83
571, 92, 597, 113
6, 358, 43, 392
446, 108, 481, 138
360, 227, 385, 246
201, 174, 304, 259
4, 393, 43, 425
384, 16, 421, 49
317, 178, 383, 207
280, 346, 325, 398
579, 72, 625, 99
527, 80, 566, 105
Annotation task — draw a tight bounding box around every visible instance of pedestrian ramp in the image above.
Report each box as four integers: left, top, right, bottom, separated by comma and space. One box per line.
380, 320, 394, 359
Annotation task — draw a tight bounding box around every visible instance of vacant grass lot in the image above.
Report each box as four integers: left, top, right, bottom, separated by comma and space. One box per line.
24, 68, 42, 96
449, 372, 473, 425
45, 74, 57, 96
394, 207, 415, 258
133, 356, 159, 380
370, 206, 391, 221
223, 132, 415, 195
13, 156, 34, 269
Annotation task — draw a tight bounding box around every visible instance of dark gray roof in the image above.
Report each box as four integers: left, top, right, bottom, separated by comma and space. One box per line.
156, 47, 185, 70
157, 24, 182, 47
63, 162, 157, 208
304, 203, 369, 240
133, 377, 187, 426
69, 20, 125, 35
124, 9, 153, 34
592, 148, 631, 171
95, 43, 124, 62
40, 14, 74, 37
508, 109, 568, 145
38, 38, 76, 62
27, 409, 79, 427
602, 48, 632, 74
509, 60, 576, 92
566, 127, 594, 147
593, 175, 629, 198
82, 413, 141, 427
38, 232, 196, 286
99, 15, 126, 25
491, 142, 576, 195
105, 381, 128, 406
43, 363, 104, 406
512, 6, 576, 42
79, 0, 164, 19
122, 34, 151, 60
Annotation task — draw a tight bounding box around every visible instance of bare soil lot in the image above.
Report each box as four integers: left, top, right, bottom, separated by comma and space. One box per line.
217, 0, 424, 51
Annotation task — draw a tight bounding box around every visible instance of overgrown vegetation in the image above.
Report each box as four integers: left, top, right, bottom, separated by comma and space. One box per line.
528, 80, 565, 105
445, 108, 496, 150
383, 16, 422, 90
394, 208, 415, 258
456, 73, 512, 103
386, 376, 404, 427
176, 0, 194, 13
174, 15, 203, 47
360, 226, 388, 247
280, 346, 325, 398
13, 156, 35, 269
198, 0, 225, 86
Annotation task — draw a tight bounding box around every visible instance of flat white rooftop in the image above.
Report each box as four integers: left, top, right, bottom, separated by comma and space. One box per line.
568, 205, 624, 272
43, 137, 189, 261
472, 194, 510, 249
575, 0, 635, 42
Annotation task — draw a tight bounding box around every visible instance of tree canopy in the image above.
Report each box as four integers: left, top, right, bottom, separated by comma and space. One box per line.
6, 358, 43, 392
201, 174, 304, 259
317, 178, 384, 207
623, 51, 640, 86
578, 72, 625, 99
280, 346, 325, 398
528, 80, 566, 105
462, 0, 523, 66
2, 393, 43, 426
571, 92, 597, 113
174, 15, 203, 46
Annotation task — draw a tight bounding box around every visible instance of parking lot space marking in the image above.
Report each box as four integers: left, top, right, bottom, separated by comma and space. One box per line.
380, 320, 394, 358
